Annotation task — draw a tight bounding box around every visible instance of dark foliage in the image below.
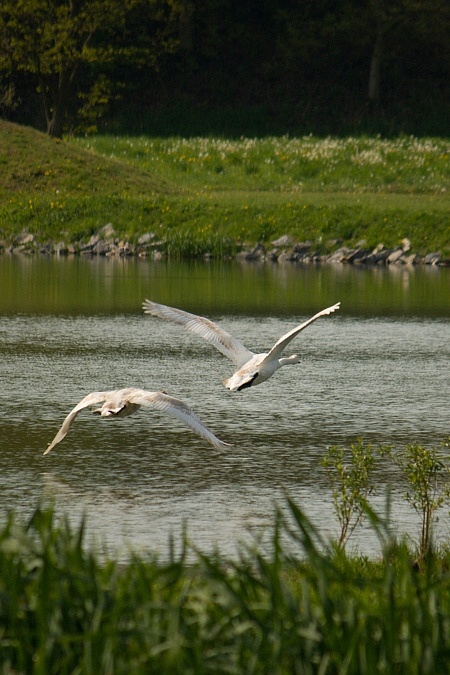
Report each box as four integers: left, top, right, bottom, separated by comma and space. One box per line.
0, 0, 449, 136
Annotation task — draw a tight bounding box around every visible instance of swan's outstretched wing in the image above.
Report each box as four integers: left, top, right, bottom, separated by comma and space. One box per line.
263, 302, 341, 362
44, 391, 111, 455
127, 389, 232, 450
143, 299, 253, 367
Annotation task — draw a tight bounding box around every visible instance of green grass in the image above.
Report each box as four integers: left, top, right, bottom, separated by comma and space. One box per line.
2, 500, 450, 673
76, 135, 449, 194
1, 121, 449, 257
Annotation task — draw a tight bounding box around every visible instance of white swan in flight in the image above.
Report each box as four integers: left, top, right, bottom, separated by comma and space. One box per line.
44, 387, 230, 454
143, 299, 341, 391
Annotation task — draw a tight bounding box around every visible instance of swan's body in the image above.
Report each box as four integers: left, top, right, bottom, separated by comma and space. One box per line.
44, 387, 230, 454
143, 300, 341, 391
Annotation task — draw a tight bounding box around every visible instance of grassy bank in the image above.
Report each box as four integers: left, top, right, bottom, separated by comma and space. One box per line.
1, 121, 449, 257
2, 499, 450, 674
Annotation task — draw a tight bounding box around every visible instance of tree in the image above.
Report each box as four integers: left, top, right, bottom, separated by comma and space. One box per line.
381, 443, 450, 562
0, 0, 181, 137
321, 440, 376, 549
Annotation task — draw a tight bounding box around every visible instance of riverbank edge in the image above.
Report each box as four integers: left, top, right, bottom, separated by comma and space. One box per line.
2, 226, 448, 267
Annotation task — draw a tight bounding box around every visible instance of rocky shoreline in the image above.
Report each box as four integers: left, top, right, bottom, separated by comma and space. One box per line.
1, 225, 448, 267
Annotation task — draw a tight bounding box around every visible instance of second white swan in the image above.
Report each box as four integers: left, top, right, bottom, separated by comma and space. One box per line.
44, 387, 231, 454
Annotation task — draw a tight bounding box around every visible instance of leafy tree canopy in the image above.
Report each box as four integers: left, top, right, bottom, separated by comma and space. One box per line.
0, 0, 181, 136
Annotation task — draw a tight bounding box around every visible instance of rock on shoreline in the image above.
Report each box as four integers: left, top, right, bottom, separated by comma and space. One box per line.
1, 227, 448, 267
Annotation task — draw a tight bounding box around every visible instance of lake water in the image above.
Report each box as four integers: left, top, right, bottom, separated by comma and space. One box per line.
0, 255, 449, 560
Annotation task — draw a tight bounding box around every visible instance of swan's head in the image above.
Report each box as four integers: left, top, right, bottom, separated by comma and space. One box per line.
93, 402, 140, 418
280, 354, 301, 366
93, 407, 114, 416
92, 403, 127, 417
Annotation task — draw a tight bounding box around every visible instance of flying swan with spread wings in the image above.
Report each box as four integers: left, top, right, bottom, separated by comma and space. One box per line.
44, 388, 230, 454
143, 299, 341, 391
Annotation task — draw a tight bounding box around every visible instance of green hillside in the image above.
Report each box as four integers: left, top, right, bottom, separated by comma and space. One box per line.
1, 122, 449, 259
0, 120, 170, 197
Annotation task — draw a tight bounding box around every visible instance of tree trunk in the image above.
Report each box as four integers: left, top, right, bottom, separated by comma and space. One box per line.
368, 26, 383, 103
40, 76, 65, 138
44, 66, 79, 137
47, 104, 65, 138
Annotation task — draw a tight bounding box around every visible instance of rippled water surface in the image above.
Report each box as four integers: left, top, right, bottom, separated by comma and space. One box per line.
1, 256, 449, 559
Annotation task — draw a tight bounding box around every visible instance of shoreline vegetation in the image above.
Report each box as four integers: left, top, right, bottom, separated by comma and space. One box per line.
1, 121, 449, 265
2, 486, 450, 673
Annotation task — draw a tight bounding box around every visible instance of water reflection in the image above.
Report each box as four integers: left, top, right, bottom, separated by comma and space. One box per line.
0, 256, 449, 559
1, 253, 449, 316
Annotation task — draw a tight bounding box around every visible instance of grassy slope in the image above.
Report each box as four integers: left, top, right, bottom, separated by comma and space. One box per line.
1, 121, 449, 256
0, 121, 180, 244
0, 120, 169, 195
